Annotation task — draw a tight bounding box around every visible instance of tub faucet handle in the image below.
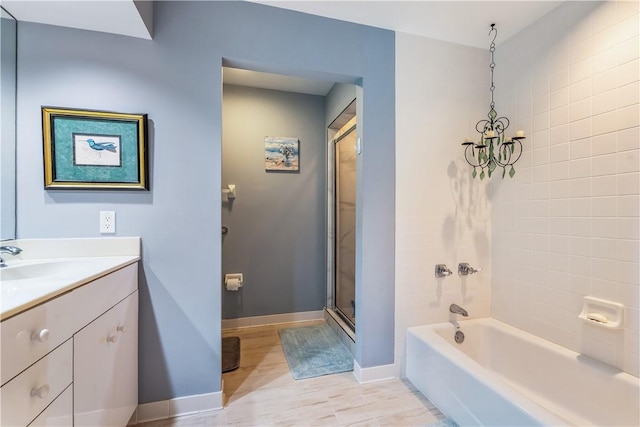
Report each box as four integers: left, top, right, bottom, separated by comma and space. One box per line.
458, 262, 481, 276
435, 264, 453, 278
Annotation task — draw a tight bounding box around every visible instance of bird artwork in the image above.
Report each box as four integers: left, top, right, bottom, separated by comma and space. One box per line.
86, 138, 117, 153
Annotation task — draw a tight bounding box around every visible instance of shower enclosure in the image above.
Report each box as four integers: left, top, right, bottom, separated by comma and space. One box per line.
328, 101, 357, 331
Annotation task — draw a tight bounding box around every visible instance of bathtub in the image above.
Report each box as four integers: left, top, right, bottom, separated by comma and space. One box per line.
406, 318, 640, 426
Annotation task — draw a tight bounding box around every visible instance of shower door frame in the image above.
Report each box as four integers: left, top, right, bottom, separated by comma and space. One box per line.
327, 109, 357, 333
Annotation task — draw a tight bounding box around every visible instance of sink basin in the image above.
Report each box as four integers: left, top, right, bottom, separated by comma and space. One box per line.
0, 259, 115, 282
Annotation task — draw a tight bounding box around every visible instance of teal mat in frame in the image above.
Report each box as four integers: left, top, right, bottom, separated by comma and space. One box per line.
279, 324, 353, 380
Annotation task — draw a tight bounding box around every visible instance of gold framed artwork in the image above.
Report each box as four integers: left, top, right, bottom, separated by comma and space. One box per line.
42, 107, 149, 190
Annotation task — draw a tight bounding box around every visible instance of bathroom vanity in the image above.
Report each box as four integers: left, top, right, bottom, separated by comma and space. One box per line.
0, 238, 140, 426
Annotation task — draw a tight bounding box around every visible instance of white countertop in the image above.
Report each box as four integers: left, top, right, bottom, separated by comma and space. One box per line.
0, 237, 141, 321
0, 256, 140, 321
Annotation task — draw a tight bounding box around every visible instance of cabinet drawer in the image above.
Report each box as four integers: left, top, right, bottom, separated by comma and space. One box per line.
28, 384, 72, 427
1, 262, 138, 384
0, 294, 76, 386
0, 339, 72, 427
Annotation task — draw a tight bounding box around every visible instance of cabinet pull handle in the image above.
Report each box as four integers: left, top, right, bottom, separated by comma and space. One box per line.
107, 334, 118, 343
31, 329, 50, 343
117, 324, 126, 333
30, 384, 50, 399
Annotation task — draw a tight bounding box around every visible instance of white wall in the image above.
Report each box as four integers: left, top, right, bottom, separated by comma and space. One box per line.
395, 32, 491, 375
492, 0, 639, 376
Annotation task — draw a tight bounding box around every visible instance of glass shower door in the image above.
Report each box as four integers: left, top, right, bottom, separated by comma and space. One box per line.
334, 126, 356, 329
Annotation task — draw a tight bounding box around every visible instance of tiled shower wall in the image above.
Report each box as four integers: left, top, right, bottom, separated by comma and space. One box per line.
492, 1, 639, 376
395, 32, 491, 375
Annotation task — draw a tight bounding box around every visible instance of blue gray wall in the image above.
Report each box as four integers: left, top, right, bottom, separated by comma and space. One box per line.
222, 84, 326, 319
16, 1, 395, 402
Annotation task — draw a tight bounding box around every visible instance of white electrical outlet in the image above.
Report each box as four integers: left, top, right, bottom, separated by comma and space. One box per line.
100, 211, 116, 234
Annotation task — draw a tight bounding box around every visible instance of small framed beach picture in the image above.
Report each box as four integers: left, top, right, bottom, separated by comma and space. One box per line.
42, 107, 149, 190
265, 136, 299, 172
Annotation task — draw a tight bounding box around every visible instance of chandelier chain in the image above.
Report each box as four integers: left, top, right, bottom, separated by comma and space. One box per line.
489, 24, 497, 110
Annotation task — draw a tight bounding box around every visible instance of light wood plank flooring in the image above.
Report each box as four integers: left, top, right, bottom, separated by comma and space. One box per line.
137, 321, 444, 426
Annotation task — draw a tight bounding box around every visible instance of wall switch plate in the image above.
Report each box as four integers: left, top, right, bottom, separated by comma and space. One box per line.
100, 211, 116, 234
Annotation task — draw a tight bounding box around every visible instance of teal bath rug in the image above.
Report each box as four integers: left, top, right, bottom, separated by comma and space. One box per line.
279, 324, 353, 380
424, 418, 459, 427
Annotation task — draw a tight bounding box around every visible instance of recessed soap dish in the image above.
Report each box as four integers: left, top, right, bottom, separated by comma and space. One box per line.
578, 296, 624, 329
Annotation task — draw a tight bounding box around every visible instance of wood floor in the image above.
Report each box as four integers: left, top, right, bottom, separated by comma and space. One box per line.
137, 321, 444, 426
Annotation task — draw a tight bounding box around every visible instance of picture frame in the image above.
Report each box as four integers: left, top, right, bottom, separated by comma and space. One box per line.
42, 107, 149, 190
265, 136, 299, 172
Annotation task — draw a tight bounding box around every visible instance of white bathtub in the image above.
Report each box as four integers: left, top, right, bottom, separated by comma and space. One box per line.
406, 318, 640, 426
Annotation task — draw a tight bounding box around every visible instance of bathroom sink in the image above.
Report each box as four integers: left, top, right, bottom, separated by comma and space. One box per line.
1, 255, 140, 321
0, 259, 118, 282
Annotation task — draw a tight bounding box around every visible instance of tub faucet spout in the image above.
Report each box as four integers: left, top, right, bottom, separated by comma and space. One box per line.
450, 304, 468, 317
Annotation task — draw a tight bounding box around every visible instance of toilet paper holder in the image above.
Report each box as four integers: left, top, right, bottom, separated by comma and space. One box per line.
222, 184, 236, 200
224, 273, 243, 291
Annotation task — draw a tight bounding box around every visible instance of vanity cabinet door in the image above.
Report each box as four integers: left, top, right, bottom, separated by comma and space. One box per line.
73, 291, 138, 427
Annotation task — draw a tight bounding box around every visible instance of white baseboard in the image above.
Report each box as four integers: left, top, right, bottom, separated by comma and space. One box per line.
221, 310, 325, 329
353, 360, 398, 384
130, 391, 223, 424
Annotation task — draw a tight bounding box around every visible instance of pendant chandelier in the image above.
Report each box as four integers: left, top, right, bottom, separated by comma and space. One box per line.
463, 24, 525, 179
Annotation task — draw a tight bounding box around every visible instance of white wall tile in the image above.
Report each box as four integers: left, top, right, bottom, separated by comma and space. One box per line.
571, 138, 592, 159
592, 46, 618, 75
569, 98, 592, 122
618, 0, 639, 21
618, 172, 640, 195
618, 126, 640, 151
569, 78, 596, 102
592, 90, 617, 116
617, 81, 639, 108
593, 26, 620, 55
592, 175, 618, 196
550, 124, 570, 145
617, 58, 639, 86
593, 111, 618, 136
593, 218, 619, 238
593, 68, 618, 95
616, 239, 639, 262
492, 0, 639, 375
618, 195, 640, 216
533, 130, 550, 149
592, 132, 618, 156
550, 143, 570, 163
593, 152, 618, 176
549, 179, 569, 198
570, 57, 593, 83
617, 35, 639, 65
617, 149, 640, 173
569, 179, 593, 199
550, 68, 569, 92
592, 196, 618, 217
550, 87, 569, 110
592, 1, 618, 35
570, 38, 592, 65
618, 217, 640, 239
570, 118, 592, 140
550, 106, 568, 128
617, 104, 640, 130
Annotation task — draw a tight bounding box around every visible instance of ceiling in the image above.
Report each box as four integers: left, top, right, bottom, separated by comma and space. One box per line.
2, 0, 563, 94
250, 1, 563, 49
2, 0, 153, 40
